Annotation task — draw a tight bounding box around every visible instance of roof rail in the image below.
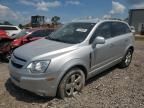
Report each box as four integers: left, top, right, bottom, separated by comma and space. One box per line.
103, 18, 123, 21
72, 17, 99, 21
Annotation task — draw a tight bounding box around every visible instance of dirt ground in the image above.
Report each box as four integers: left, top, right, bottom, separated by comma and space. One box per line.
0, 41, 144, 108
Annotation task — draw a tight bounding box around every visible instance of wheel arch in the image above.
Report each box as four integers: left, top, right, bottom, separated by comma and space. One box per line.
128, 46, 134, 53
125, 45, 134, 55
56, 59, 88, 96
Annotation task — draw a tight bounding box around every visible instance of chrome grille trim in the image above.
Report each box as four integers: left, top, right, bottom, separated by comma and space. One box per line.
11, 54, 27, 69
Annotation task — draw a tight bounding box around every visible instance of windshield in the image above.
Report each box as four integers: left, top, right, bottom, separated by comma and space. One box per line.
14, 30, 30, 38
46, 22, 95, 44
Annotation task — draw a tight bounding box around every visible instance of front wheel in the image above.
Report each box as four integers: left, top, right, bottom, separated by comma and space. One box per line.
119, 49, 133, 68
58, 68, 85, 99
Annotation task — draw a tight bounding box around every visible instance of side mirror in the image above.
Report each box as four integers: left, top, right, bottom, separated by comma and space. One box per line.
92, 36, 105, 48
94, 36, 105, 44
130, 26, 135, 34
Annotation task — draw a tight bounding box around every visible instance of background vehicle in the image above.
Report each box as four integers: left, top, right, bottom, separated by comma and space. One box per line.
130, 26, 135, 35
11, 28, 55, 50
0, 25, 21, 37
0, 28, 55, 61
0, 30, 13, 61
141, 26, 144, 35
0, 29, 9, 39
9, 19, 134, 98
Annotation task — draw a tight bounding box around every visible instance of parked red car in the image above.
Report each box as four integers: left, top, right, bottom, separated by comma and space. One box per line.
0, 29, 9, 39
0, 30, 13, 61
0, 28, 54, 61
11, 28, 55, 49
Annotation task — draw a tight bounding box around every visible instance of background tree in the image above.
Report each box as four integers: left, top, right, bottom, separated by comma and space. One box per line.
18, 24, 23, 29
51, 16, 60, 25
3, 21, 12, 25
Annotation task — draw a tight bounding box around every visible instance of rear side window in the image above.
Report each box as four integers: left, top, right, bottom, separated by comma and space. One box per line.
29, 30, 44, 37
89, 22, 111, 43
0, 26, 18, 30
43, 30, 54, 36
29, 30, 54, 37
111, 22, 131, 37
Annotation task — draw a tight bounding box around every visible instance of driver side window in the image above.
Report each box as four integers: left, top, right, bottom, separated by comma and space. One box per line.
89, 22, 112, 44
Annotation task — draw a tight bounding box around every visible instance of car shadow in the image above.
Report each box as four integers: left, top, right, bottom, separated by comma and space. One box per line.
5, 79, 54, 103
0, 56, 8, 63
5, 65, 118, 103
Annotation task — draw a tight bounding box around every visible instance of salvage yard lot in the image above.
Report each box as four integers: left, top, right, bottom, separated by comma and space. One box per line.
0, 41, 144, 108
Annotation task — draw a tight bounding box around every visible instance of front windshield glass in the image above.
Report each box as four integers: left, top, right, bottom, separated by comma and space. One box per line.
14, 30, 30, 38
46, 22, 95, 44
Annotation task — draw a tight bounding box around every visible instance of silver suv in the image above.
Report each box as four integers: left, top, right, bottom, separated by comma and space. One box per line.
9, 19, 134, 98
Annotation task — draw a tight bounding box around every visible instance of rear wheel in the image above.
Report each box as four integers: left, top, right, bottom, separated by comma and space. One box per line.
119, 49, 133, 68
58, 68, 85, 99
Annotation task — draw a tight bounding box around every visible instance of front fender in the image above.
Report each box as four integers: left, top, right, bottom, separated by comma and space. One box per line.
124, 44, 134, 55
56, 58, 88, 88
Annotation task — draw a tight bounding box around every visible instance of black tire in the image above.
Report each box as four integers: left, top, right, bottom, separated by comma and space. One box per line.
58, 68, 85, 99
5, 52, 11, 62
119, 49, 133, 68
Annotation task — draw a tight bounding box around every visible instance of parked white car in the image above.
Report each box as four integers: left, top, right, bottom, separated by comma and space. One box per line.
0, 25, 21, 37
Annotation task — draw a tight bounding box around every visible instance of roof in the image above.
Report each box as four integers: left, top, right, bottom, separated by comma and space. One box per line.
72, 18, 100, 23
72, 18, 126, 23
0, 25, 18, 27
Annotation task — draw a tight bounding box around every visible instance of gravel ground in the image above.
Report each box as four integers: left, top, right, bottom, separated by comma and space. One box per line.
0, 41, 144, 108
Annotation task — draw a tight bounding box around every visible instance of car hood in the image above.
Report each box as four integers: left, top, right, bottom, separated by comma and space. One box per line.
13, 38, 78, 61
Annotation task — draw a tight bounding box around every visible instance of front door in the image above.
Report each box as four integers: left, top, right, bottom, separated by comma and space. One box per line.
90, 22, 115, 71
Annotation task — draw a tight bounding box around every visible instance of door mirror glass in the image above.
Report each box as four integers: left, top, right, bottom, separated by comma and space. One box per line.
92, 36, 105, 48
94, 36, 105, 44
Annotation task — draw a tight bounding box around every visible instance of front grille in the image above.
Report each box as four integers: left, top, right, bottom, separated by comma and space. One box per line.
13, 55, 26, 62
11, 61, 23, 69
11, 54, 27, 69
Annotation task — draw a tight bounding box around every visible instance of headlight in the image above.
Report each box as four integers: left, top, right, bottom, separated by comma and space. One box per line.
27, 60, 50, 73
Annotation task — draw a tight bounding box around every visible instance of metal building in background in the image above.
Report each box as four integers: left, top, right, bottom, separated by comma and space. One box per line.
31, 15, 45, 28
129, 9, 144, 35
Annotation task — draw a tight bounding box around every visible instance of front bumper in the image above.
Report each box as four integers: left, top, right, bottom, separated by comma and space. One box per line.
9, 62, 58, 97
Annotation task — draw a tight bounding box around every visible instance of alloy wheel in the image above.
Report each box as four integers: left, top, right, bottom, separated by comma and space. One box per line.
65, 73, 83, 96
125, 51, 132, 66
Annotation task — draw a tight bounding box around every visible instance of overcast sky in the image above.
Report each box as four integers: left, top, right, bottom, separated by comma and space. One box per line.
0, 0, 144, 25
